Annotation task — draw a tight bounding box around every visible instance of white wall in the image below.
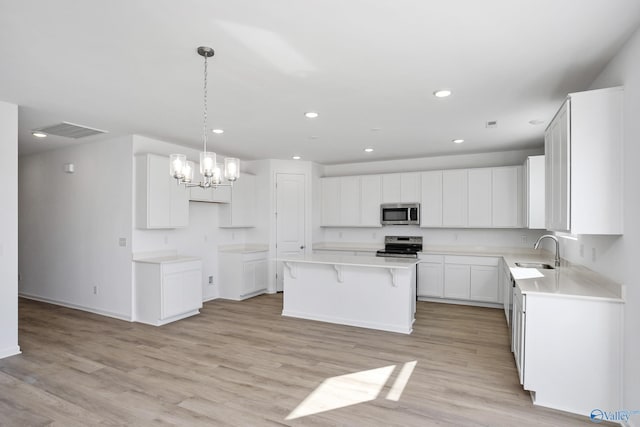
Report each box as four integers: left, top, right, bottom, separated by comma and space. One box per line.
0, 101, 19, 359
19, 135, 134, 320
556, 26, 640, 420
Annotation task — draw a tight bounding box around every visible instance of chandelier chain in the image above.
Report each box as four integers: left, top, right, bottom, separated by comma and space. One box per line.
203, 53, 208, 154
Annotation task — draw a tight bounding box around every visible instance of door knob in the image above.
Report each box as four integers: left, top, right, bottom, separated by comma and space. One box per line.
300, 245, 305, 250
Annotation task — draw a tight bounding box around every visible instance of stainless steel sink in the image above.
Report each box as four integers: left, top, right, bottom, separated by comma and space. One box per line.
515, 262, 555, 269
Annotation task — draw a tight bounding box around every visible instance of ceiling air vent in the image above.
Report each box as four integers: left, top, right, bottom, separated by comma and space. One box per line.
34, 122, 108, 139
485, 120, 498, 129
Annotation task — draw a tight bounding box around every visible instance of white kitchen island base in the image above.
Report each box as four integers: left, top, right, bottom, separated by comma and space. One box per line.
280, 255, 417, 334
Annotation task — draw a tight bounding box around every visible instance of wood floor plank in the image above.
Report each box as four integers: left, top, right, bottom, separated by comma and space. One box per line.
0, 295, 601, 426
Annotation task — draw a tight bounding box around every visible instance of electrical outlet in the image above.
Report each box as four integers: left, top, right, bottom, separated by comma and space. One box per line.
204, 234, 208, 242
118, 237, 127, 247
208, 276, 213, 284
372, 232, 377, 240
520, 235, 528, 244
338, 231, 343, 239
164, 235, 169, 244
591, 247, 597, 262
453, 233, 458, 241
232, 232, 236, 240
580, 244, 584, 258
93, 285, 98, 295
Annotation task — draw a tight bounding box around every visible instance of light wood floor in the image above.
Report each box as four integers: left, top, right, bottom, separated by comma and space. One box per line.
0, 295, 596, 426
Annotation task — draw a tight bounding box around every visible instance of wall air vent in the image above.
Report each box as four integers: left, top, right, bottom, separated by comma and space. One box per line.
485, 120, 498, 129
34, 122, 108, 139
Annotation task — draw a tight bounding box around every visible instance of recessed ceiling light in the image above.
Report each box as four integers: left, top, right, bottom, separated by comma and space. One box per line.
528, 119, 544, 126
309, 135, 319, 140
304, 112, 319, 119
212, 129, 224, 134
433, 89, 452, 98
292, 155, 301, 160
370, 128, 381, 132
32, 131, 47, 138
364, 148, 374, 153
452, 139, 464, 144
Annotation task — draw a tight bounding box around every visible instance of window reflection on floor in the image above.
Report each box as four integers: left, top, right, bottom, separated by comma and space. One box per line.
286, 361, 417, 420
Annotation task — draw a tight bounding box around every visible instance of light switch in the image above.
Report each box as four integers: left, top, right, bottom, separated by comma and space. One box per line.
118, 238, 127, 247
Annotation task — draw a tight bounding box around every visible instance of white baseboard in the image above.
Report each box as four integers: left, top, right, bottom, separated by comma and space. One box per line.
417, 296, 502, 309
0, 345, 21, 359
19, 293, 132, 322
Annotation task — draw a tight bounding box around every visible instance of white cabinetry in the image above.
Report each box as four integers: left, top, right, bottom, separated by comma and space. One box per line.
467, 169, 492, 227
320, 176, 382, 227
545, 87, 623, 234
219, 250, 268, 300
492, 166, 523, 228
134, 259, 203, 326
417, 255, 444, 297
512, 286, 623, 416
420, 171, 442, 227
523, 156, 545, 229
135, 153, 189, 229
442, 170, 468, 227
381, 173, 420, 203
442, 256, 500, 304
219, 174, 256, 228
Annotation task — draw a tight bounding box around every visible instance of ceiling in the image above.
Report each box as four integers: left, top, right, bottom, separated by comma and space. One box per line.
1, 0, 639, 164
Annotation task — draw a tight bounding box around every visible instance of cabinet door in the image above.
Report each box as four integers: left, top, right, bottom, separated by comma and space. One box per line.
400, 173, 421, 203
170, 176, 189, 227
420, 171, 442, 227
444, 264, 470, 299
468, 168, 492, 227
360, 175, 382, 226
442, 170, 468, 227
340, 176, 361, 226
381, 174, 401, 203
546, 101, 570, 232
254, 259, 268, 292
321, 177, 341, 226
525, 156, 545, 229
492, 166, 523, 228
470, 265, 499, 302
418, 262, 444, 297
146, 154, 173, 228
241, 261, 256, 296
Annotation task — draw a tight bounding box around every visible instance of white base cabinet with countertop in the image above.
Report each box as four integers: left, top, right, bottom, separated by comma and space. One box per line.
219, 248, 268, 300
418, 254, 501, 307
512, 285, 623, 417
134, 257, 203, 326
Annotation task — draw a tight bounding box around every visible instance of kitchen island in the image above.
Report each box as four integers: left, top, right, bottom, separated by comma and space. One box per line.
278, 254, 418, 334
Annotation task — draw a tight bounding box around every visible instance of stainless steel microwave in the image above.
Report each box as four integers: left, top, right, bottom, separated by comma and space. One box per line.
380, 203, 420, 225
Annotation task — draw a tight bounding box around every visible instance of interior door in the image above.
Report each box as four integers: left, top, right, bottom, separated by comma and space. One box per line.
276, 173, 306, 292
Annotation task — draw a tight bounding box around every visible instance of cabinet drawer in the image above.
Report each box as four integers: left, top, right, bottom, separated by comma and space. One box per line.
162, 260, 202, 275
240, 251, 268, 262
444, 255, 499, 266
418, 254, 443, 263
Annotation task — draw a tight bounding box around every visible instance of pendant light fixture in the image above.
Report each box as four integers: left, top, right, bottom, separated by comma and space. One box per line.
170, 46, 240, 188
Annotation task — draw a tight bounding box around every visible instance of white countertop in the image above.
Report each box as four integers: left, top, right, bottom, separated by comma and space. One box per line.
133, 255, 201, 264
278, 254, 419, 269
312, 242, 382, 252
219, 244, 269, 254
312, 242, 623, 302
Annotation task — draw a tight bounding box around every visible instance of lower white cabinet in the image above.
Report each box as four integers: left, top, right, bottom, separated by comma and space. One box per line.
417, 255, 444, 297
512, 286, 623, 416
219, 250, 268, 300
500, 259, 512, 324
418, 254, 500, 305
134, 259, 203, 326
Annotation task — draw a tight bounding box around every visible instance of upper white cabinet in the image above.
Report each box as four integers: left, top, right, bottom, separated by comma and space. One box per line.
381, 173, 420, 203
135, 153, 189, 229
524, 156, 545, 229
420, 171, 443, 227
360, 175, 382, 226
468, 168, 492, 227
219, 174, 256, 228
320, 175, 382, 227
442, 170, 468, 227
545, 87, 623, 234
492, 166, 523, 228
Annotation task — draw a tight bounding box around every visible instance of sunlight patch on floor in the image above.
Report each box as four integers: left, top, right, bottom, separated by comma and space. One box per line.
286, 361, 417, 420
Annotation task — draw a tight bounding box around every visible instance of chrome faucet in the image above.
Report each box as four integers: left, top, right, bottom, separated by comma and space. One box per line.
534, 234, 561, 267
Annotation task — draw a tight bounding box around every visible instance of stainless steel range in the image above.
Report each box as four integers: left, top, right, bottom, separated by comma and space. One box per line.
376, 236, 423, 259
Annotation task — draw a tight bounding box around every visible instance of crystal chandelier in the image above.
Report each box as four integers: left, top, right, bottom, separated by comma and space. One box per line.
170, 46, 240, 188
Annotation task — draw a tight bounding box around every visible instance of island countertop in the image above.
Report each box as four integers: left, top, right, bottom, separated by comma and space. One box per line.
277, 254, 419, 269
